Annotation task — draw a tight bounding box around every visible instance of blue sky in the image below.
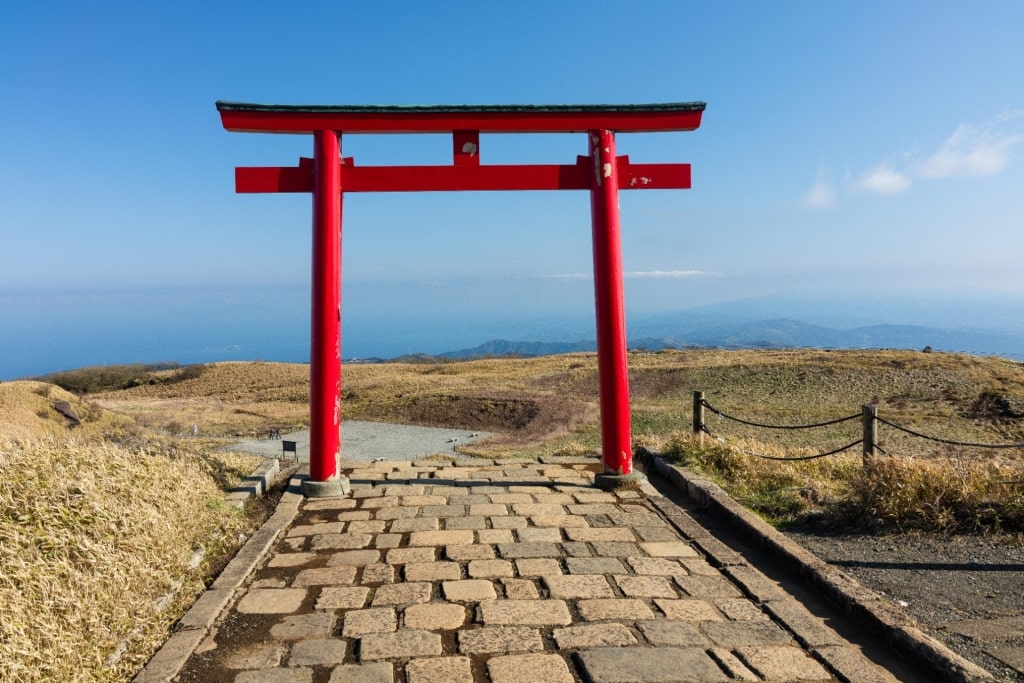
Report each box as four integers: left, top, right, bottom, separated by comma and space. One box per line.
2, 1, 1023, 375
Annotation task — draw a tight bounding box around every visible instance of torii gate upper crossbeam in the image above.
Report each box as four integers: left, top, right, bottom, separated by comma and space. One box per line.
216, 101, 705, 492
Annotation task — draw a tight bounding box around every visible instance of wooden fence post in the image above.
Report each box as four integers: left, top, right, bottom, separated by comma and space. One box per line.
862, 404, 877, 464
693, 391, 705, 442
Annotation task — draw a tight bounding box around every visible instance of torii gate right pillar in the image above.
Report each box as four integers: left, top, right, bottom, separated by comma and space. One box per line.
589, 129, 640, 487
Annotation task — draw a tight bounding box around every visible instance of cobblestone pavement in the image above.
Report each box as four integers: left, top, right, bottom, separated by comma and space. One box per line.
141, 459, 901, 683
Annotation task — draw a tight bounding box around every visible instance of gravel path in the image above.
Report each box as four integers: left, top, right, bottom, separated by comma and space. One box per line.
784, 528, 1024, 681
227, 421, 492, 463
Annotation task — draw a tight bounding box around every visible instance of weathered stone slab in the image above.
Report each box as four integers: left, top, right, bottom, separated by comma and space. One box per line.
575, 646, 728, 682
442, 579, 497, 602
468, 559, 515, 578
359, 629, 442, 660
457, 626, 544, 654
654, 598, 723, 622
342, 607, 396, 637
403, 602, 467, 630
371, 582, 432, 606
702, 620, 793, 647
486, 653, 574, 683
408, 529, 475, 546
498, 542, 560, 559
515, 558, 562, 576
637, 620, 709, 647
293, 566, 358, 587
326, 662, 392, 683
386, 547, 436, 564
565, 527, 634, 542
626, 557, 687, 576
269, 612, 335, 640
326, 550, 381, 566
446, 544, 496, 560
577, 599, 654, 622
502, 578, 539, 599
543, 574, 614, 599
479, 599, 572, 626
316, 586, 370, 610
735, 645, 831, 681
404, 561, 462, 582
236, 588, 307, 614
553, 623, 638, 648
360, 564, 394, 584
267, 552, 317, 568
615, 575, 678, 598
516, 527, 563, 543
405, 656, 474, 683
565, 557, 625, 574
288, 638, 347, 667
310, 533, 372, 550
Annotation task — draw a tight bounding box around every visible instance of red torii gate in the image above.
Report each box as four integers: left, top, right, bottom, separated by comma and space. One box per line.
216, 101, 705, 493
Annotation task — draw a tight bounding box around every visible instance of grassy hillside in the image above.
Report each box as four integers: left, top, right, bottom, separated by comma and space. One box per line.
0, 382, 263, 682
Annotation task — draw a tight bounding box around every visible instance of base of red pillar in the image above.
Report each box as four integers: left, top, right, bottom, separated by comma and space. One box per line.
594, 471, 647, 491
301, 476, 351, 498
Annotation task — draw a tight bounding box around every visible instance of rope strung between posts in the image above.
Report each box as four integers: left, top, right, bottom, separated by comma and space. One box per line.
701, 425, 863, 461
701, 399, 860, 430
876, 417, 1024, 449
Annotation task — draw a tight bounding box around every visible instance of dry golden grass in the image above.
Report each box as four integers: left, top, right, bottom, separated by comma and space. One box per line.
0, 381, 262, 682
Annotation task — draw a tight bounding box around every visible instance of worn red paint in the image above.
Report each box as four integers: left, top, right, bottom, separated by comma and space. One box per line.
216, 102, 705, 482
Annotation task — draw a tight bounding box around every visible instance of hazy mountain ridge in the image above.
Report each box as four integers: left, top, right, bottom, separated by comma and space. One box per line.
436, 317, 1024, 360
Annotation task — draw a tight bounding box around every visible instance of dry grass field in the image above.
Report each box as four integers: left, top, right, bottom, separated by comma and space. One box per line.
4, 347, 1024, 680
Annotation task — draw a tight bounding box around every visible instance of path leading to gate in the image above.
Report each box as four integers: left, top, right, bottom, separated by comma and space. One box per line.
137, 458, 919, 683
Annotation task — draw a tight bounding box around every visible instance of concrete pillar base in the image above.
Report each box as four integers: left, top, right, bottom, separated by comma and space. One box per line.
594, 471, 647, 491
301, 476, 351, 498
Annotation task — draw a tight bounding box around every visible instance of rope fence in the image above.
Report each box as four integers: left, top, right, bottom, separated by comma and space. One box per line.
692, 390, 1024, 463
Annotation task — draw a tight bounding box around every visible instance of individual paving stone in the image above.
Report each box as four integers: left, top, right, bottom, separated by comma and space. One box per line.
270, 612, 336, 639
488, 493, 534, 504
347, 520, 387, 534
470, 503, 509, 516
400, 495, 447, 506
268, 552, 318, 568
374, 533, 402, 549
715, 598, 769, 621
565, 527, 634, 542
237, 588, 307, 614
606, 510, 665, 527
530, 492, 575, 505
293, 566, 358, 587
761, 600, 845, 648
736, 645, 832, 681
252, 578, 289, 589
223, 643, 287, 669
502, 578, 539, 599
235, 669, 311, 683
288, 638, 347, 667
516, 527, 562, 543
637, 620, 709, 647
814, 645, 901, 683
511, 503, 565, 516
382, 484, 426, 496
449, 494, 492, 505
442, 579, 497, 602
306, 498, 357, 511
702, 620, 793, 647
489, 516, 528, 529
360, 564, 395, 584
327, 549, 381, 566
371, 582, 432, 606
387, 547, 436, 564
404, 561, 462, 582
654, 598, 723, 622
359, 497, 398, 509
590, 541, 642, 557
351, 488, 384, 499
405, 656, 474, 683
316, 586, 370, 609
404, 602, 467, 630
444, 516, 487, 530
633, 525, 682, 542
567, 504, 620, 516
626, 556, 688, 576
515, 558, 562, 576
674, 575, 742, 598
562, 541, 591, 557
722, 565, 790, 603
614, 575, 678, 598
572, 491, 617, 504
565, 557, 625, 574
310, 533, 373, 551
288, 522, 346, 537
498, 542, 560, 559
375, 506, 418, 520
577, 599, 654, 622
327, 662, 392, 683
487, 653, 574, 683
479, 599, 572, 626
640, 541, 698, 558
679, 558, 718, 576
342, 607, 396, 637
389, 517, 440, 533
457, 626, 544, 654
468, 559, 515, 578
543, 574, 614, 599
476, 529, 515, 544
553, 623, 638, 649
408, 529, 475, 546
419, 504, 467, 518
359, 629, 442, 660
575, 646, 728, 683
530, 514, 589, 529
709, 648, 760, 681
444, 544, 495, 561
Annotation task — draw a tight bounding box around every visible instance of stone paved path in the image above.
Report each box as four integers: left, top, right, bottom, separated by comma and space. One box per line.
141, 459, 900, 683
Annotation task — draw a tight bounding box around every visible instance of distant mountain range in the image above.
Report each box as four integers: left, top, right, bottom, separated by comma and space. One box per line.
423, 317, 1024, 361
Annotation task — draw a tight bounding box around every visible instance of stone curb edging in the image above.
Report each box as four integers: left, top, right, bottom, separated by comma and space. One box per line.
224, 457, 283, 508
133, 469, 307, 683
636, 447, 994, 683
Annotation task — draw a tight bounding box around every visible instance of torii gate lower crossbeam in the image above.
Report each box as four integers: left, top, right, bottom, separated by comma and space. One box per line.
216, 102, 706, 492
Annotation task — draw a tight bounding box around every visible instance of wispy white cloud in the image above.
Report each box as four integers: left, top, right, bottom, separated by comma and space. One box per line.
917, 115, 1024, 178
624, 270, 711, 279
854, 163, 912, 194
800, 165, 837, 208
543, 270, 712, 281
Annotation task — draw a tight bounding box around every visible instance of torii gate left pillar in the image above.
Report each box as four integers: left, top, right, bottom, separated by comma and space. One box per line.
217, 102, 705, 494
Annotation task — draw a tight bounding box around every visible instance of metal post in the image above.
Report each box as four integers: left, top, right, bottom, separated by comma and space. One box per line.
308, 130, 342, 486
862, 403, 877, 464
589, 129, 636, 485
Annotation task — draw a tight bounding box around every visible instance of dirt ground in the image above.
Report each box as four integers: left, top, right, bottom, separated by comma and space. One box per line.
784, 528, 1024, 681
